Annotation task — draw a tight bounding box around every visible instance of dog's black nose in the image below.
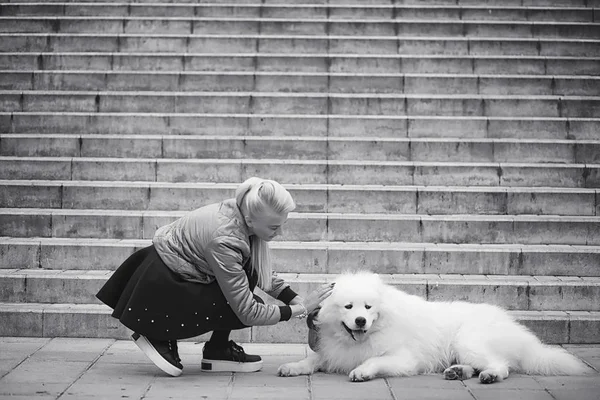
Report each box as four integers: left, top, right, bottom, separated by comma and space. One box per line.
355, 317, 366, 327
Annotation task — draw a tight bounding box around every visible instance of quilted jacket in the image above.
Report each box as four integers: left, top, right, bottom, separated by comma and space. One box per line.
152, 198, 297, 326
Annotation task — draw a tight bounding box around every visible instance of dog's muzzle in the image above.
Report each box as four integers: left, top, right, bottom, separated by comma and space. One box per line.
342, 322, 367, 341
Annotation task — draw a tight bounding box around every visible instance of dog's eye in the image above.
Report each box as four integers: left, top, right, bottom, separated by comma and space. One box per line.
365, 305, 371, 309
345, 304, 353, 309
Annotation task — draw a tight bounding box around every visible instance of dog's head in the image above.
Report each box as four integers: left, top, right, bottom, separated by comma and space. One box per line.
318, 271, 384, 342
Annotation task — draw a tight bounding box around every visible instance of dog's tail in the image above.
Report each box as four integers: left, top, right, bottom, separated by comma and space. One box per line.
520, 344, 587, 375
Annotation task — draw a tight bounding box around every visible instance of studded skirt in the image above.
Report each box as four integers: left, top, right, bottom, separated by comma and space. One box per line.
96, 245, 261, 341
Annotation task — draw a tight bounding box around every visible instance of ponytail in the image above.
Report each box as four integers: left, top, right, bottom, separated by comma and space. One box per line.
235, 177, 296, 291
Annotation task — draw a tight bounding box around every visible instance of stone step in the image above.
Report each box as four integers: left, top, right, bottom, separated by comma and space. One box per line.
0, 302, 598, 344
4, 237, 600, 277
4, 0, 598, 6
3, 70, 600, 96
3, 35, 600, 57
1, 16, 599, 38
2, 134, 599, 164
2, 3, 597, 21
2, 270, 600, 312
2, 90, 600, 117
3, 52, 599, 75
5, 19, 599, 41
2, 112, 598, 139
2, 180, 597, 216
1, 157, 599, 187
2, 208, 600, 244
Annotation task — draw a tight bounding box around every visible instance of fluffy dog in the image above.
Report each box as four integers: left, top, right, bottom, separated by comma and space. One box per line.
278, 272, 587, 383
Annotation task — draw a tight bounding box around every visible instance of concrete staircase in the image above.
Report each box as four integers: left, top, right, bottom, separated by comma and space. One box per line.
1, 0, 600, 344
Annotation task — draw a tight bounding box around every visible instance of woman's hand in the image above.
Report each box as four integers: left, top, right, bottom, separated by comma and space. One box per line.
303, 283, 335, 313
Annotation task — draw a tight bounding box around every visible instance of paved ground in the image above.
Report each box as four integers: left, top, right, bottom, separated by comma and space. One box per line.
1, 338, 599, 400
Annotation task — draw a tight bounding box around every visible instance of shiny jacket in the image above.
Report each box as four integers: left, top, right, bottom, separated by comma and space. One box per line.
152, 199, 296, 326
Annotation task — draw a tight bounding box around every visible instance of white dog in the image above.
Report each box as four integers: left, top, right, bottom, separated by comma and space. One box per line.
278, 272, 587, 383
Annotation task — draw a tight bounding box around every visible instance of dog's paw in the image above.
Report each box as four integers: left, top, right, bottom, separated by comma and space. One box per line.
444, 365, 474, 381
349, 367, 373, 382
478, 371, 498, 384
277, 363, 306, 377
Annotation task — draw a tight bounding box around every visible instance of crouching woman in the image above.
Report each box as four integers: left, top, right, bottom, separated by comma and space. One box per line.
96, 177, 333, 376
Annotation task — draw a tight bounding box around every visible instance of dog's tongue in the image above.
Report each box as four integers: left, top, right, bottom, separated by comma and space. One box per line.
343, 323, 366, 341
352, 330, 366, 340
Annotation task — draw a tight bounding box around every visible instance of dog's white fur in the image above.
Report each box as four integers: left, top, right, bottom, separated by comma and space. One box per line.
278, 272, 587, 383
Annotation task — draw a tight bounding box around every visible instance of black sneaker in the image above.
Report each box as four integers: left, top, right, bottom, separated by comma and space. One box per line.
132, 333, 183, 377
201, 340, 263, 373
169, 340, 181, 365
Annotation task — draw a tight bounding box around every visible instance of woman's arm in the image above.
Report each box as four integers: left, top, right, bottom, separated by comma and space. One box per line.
206, 237, 292, 326
265, 273, 299, 305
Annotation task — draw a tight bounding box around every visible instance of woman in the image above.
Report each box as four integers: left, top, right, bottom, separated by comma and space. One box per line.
96, 177, 333, 377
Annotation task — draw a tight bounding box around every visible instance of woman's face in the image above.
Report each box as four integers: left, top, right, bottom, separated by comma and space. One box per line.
247, 210, 288, 241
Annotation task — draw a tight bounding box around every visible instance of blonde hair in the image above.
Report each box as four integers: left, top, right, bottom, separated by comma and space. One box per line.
235, 177, 296, 291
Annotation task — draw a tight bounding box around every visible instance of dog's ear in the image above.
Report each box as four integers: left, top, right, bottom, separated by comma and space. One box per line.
307, 308, 321, 330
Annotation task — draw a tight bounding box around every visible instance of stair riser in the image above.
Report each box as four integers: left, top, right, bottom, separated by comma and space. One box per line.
4, 241, 600, 277
3, 136, 599, 164
2, 213, 599, 245
3, 35, 600, 58
2, 0, 598, 6
3, 94, 600, 118
2, 5, 596, 22
2, 18, 600, 39
2, 183, 596, 216
3, 72, 599, 96
1, 159, 598, 187
2, 113, 598, 140
2, 274, 599, 312
3, 54, 598, 76
1, 307, 598, 344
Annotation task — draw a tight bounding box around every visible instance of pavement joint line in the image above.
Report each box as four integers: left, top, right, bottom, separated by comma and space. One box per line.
307, 373, 314, 400
562, 344, 600, 373
544, 388, 559, 400
0, 337, 51, 380
463, 382, 479, 400
139, 374, 158, 400
225, 372, 235, 400
384, 377, 398, 400
54, 338, 115, 400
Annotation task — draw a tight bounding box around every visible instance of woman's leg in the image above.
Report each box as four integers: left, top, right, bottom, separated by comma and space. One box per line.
208, 330, 231, 347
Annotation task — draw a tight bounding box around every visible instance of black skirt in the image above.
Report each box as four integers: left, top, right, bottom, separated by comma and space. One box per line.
96, 245, 262, 341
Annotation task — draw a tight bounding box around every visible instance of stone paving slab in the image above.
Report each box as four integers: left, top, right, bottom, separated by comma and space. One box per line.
0, 338, 599, 400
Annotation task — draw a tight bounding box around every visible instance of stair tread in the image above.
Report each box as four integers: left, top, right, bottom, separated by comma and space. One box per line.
3, 269, 600, 283
3, 133, 599, 144
6, 89, 600, 99
3, 15, 599, 23
4, 33, 600, 45
3, 236, 600, 252
2, 2, 595, 10
2, 156, 596, 166
2, 207, 600, 221
1, 179, 598, 195
5, 70, 600, 79
1, 302, 599, 318
2, 111, 598, 122
5, 51, 600, 59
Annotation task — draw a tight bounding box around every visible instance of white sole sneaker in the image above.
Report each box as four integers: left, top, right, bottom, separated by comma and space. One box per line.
201, 358, 263, 373
132, 333, 182, 377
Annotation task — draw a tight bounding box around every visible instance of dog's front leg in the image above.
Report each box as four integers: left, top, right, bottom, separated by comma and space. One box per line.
278, 351, 322, 377
349, 353, 419, 382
